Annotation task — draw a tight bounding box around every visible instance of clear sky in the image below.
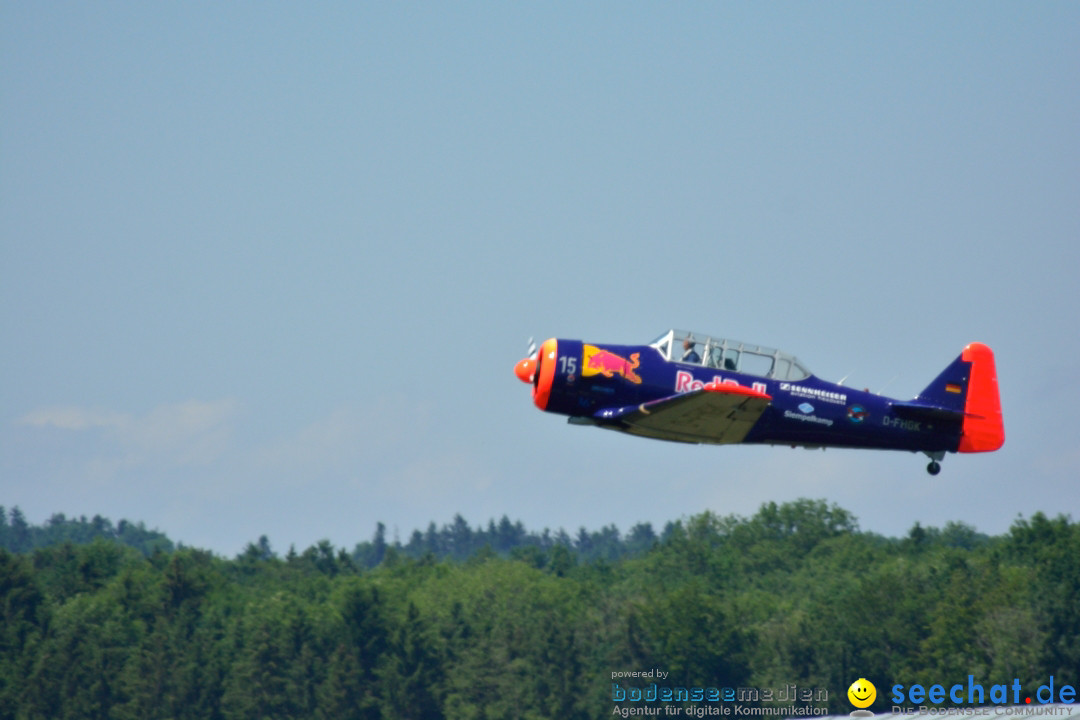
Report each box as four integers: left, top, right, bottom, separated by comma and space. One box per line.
3, 3, 1078, 555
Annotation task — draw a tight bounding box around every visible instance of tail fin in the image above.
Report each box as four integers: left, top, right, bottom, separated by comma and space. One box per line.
916, 343, 1004, 453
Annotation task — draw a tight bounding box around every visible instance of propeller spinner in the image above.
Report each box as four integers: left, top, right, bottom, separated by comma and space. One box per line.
514, 337, 537, 383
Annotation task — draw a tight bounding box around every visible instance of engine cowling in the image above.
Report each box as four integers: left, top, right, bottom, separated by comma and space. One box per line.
515, 338, 558, 410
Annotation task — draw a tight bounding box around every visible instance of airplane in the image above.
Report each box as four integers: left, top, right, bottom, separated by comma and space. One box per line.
513, 330, 1004, 475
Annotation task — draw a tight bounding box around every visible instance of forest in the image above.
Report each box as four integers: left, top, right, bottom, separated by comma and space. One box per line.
1, 499, 1077, 720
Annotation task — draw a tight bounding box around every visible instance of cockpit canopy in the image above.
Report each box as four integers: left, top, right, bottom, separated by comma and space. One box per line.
649, 329, 811, 381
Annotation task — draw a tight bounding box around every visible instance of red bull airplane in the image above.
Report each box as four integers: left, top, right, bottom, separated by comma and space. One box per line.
513, 330, 1003, 474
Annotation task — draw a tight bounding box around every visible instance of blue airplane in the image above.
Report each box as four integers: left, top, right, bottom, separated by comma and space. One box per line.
514, 330, 1004, 474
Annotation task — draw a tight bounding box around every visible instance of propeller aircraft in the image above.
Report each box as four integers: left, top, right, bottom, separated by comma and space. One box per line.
513, 330, 1003, 474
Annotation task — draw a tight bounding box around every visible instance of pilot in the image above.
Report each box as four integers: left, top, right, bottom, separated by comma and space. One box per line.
681, 338, 700, 364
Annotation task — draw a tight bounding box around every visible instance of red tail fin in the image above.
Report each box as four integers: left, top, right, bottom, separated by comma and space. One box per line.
958, 343, 1004, 453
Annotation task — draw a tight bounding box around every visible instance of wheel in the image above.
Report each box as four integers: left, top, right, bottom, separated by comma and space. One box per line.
927, 461, 941, 476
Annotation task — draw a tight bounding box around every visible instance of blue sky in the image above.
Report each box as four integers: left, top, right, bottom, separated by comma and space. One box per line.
3, 3, 1078, 555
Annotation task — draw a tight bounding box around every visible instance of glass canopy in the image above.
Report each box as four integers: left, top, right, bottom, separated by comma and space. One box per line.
649, 329, 811, 381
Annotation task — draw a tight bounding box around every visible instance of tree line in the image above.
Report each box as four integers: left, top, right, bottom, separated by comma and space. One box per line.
352, 513, 665, 568
0, 506, 174, 556
0, 499, 1077, 719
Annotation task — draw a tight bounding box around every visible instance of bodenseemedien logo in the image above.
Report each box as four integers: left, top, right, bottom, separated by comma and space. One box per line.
848, 678, 876, 717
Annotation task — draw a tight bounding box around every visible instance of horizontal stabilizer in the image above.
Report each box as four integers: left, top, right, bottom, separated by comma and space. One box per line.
891, 401, 966, 424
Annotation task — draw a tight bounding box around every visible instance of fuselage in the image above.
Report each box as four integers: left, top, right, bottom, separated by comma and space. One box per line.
528, 338, 962, 454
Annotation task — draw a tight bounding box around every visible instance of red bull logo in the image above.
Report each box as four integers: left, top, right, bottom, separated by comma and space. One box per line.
582, 345, 642, 384
676, 371, 768, 396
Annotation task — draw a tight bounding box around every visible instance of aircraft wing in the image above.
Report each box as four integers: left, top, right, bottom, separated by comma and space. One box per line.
592, 383, 772, 445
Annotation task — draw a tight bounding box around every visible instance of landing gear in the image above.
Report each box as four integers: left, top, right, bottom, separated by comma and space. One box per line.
926, 461, 941, 476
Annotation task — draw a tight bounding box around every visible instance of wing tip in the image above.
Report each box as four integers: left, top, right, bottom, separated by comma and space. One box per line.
703, 381, 772, 401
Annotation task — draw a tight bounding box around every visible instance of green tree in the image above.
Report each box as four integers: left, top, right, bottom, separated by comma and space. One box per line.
379, 602, 444, 719
222, 619, 294, 720
633, 580, 748, 688
0, 550, 48, 718
1006, 513, 1080, 678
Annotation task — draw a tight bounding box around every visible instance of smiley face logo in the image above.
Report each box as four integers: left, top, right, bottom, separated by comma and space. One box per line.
848, 678, 876, 709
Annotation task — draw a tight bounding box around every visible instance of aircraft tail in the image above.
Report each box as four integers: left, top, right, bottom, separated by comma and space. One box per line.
915, 343, 1004, 453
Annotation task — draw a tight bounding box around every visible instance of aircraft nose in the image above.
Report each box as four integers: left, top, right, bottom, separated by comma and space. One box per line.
514, 356, 535, 383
